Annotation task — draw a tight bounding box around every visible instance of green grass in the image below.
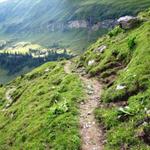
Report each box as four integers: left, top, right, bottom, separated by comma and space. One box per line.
0, 67, 32, 84
76, 0, 150, 20
0, 6, 150, 150
77, 9, 150, 149
0, 68, 13, 84
0, 61, 84, 150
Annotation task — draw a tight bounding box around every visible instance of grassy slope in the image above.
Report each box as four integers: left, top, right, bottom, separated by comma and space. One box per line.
0, 68, 16, 84
0, 6, 150, 150
2, 0, 150, 26
74, 0, 150, 20
0, 61, 84, 150
0, 29, 107, 53
18, 29, 107, 53
76, 8, 150, 150
0, 66, 33, 84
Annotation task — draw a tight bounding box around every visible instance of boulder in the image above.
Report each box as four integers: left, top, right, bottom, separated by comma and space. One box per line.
95, 45, 107, 53
117, 16, 140, 29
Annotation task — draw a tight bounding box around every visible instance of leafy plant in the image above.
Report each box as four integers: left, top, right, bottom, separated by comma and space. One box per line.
108, 26, 124, 37
128, 36, 136, 50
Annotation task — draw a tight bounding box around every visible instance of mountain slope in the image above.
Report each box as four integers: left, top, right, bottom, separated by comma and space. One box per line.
0, 0, 150, 51
76, 8, 150, 149
0, 6, 150, 150
1, 0, 150, 28
0, 61, 84, 149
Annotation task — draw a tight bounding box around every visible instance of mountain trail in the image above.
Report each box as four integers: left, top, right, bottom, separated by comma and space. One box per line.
64, 61, 104, 150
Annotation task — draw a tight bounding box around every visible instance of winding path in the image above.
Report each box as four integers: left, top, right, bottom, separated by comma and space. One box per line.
64, 61, 104, 150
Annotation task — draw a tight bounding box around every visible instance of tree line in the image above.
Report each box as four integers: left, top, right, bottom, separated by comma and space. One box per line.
0, 51, 72, 75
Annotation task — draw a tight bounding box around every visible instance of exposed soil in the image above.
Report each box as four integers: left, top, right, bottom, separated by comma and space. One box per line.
64, 61, 104, 150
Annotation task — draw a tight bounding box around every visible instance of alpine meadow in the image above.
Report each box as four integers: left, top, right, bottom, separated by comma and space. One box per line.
0, 0, 150, 150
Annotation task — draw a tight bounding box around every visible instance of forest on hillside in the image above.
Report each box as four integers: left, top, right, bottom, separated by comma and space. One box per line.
0, 51, 72, 75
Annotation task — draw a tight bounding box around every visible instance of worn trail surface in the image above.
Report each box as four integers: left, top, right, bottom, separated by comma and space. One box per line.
64, 61, 104, 150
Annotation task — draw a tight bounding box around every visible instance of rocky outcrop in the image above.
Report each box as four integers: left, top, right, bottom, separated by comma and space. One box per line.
44, 19, 117, 32
68, 20, 88, 29
117, 16, 140, 29
68, 19, 116, 30
99, 20, 117, 29
46, 21, 65, 32
94, 45, 107, 53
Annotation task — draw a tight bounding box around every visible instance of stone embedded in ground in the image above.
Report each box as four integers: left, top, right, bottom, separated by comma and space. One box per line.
102, 140, 107, 144
87, 85, 94, 93
77, 67, 87, 76
84, 122, 93, 128
87, 85, 94, 94
87, 85, 93, 90
88, 60, 95, 66
93, 147, 99, 150
5, 103, 11, 109
95, 45, 107, 53
45, 68, 50, 72
87, 91, 94, 95
116, 84, 126, 90
146, 110, 150, 115
117, 16, 140, 29
1, 109, 6, 112
81, 102, 84, 105
10, 113, 14, 119
87, 112, 91, 115
92, 122, 95, 125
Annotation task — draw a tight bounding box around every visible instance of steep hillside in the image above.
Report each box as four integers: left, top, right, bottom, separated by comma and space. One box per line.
1, 0, 150, 27
0, 0, 150, 51
0, 6, 150, 150
76, 8, 150, 149
0, 62, 84, 149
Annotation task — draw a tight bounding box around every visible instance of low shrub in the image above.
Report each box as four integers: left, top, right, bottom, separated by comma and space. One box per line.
108, 26, 124, 37
128, 36, 136, 50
